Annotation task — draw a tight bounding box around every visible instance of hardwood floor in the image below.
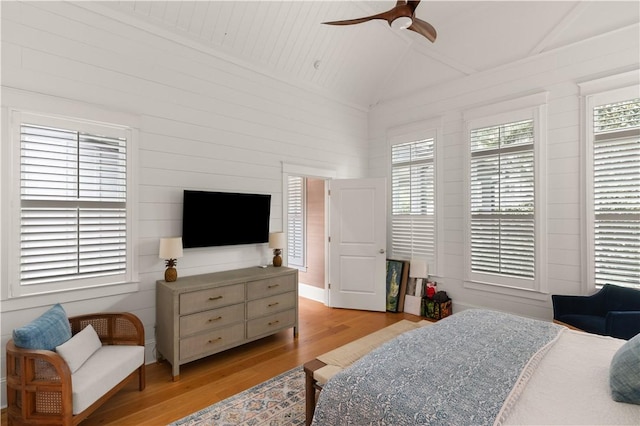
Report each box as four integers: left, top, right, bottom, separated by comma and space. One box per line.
1, 297, 421, 426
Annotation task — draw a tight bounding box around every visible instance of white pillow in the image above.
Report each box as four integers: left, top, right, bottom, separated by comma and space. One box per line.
55, 324, 102, 373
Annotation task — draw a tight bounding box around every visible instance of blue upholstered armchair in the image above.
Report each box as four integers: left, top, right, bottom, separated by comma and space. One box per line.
552, 284, 640, 340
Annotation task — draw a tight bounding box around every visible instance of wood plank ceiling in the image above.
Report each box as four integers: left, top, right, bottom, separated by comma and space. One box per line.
100, 1, 639, 109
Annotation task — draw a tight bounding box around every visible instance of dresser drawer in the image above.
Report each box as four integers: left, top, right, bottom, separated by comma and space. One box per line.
247, 291, 296, 319
247, 309, 296, 339
180, 283, 245, 315
247, 274, 296, 300
180, 303, 244, 337
180, 322, 245, 360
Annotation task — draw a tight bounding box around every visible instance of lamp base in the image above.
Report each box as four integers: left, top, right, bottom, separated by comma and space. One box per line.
273, 255, 282, 267
165, 267, 178, 282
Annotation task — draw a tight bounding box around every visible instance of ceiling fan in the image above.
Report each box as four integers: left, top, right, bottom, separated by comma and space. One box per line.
322, 0, 437, 43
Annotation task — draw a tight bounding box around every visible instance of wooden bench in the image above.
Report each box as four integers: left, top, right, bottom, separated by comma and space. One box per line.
303, 319, 432, 425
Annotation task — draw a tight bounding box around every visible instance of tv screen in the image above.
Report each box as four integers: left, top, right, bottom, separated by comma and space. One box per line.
182, 190, 271, 248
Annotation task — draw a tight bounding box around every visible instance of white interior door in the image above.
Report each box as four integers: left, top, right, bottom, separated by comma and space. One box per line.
328, 178, 386, 311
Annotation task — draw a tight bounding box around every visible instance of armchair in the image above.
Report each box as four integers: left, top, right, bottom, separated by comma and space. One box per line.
6, 311, 145, 426
552, 284, 640, 340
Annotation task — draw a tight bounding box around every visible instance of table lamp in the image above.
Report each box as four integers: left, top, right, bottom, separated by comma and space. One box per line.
159, 237, 183, 282
269, 232, 285, 267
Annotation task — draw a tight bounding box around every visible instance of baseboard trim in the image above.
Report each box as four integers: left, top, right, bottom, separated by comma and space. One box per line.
299, 282, 325, 304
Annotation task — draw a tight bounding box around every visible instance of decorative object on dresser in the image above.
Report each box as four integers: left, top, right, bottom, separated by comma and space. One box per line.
268, 232, 285, 267
156, 266, 298, 380
6, 304, 146, 426
159, 237, 183, 282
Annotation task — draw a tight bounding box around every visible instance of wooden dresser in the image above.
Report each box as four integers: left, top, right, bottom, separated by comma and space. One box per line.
156, 266, 298, 380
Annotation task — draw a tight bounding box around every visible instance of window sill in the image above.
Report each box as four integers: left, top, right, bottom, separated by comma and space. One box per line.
464, 279, 549, 301
1, 281, 140, 313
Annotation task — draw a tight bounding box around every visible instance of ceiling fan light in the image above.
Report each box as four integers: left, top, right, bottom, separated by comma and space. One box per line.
391, 16, 412, 30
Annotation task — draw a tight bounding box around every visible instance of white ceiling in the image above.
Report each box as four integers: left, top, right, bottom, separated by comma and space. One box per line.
100, 1, 640, 109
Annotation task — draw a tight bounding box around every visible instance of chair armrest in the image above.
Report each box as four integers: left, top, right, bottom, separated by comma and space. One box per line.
6, 340, 73, 421
552, 291, 606, 319
605, 311, 640, 340
69, 312, 145, 346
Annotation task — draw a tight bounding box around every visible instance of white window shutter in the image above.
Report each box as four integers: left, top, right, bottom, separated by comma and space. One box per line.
469, 119, 535, 279
287, 175, 305, 268
20, 123, 127, 286
391, 138, 435, 265
592, 98, 640, 289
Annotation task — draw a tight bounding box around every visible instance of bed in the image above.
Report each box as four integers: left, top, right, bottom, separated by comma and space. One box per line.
310, 309, 640, 425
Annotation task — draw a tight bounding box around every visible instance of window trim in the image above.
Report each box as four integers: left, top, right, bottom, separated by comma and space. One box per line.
387, 117, 442, 276
5, 107, 139, 302
463, 93, 548, 299
580, 78, 640, 292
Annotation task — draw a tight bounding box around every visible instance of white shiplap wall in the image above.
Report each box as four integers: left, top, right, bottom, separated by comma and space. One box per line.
369, 24, 640, 320
0, 1, 368, 406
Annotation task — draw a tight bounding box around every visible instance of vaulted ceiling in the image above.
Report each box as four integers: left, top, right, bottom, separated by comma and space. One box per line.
99, 1, 640, 109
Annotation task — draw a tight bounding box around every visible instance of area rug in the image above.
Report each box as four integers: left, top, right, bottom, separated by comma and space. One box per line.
168, 367, 306, 426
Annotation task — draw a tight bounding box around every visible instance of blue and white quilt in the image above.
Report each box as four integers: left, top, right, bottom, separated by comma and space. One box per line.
311, 309, 562, 426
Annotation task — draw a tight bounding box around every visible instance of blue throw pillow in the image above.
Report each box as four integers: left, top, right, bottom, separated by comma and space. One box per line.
610, 332, 640, 405
12, 304, 72, 350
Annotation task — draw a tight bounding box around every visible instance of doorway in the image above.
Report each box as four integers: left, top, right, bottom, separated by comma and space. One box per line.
282, 164, 335, 304
287, 175, 326, 301
282, 165, 387, 311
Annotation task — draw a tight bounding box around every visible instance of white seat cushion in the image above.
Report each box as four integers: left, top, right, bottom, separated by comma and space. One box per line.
71, 345, 144, 414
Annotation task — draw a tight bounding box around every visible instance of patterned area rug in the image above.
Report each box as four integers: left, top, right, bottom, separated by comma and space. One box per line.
169, 367, 306, 426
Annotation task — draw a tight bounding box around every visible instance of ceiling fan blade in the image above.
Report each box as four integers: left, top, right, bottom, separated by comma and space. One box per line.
323, 10, 396, 26
406, 0, 422, 14
408, 17, 437, 42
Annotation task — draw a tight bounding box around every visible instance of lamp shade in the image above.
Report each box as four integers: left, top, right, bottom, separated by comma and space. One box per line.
409, 259, 428, 278
268, 232, 285, 249
159, 237, 183, 260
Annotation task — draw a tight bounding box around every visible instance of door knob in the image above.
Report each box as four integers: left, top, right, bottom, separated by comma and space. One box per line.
379, 249, 385, 254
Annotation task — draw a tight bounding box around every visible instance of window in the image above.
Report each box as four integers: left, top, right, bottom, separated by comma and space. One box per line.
10, 111, 135, 297
464, 95, 547, 294
287, 175, 305, 269
587, 90, 640, 289
390, 134, 436, 268
469, 119, 535, 279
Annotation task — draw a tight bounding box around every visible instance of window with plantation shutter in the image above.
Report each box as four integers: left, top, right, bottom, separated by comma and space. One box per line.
391, 137, 435, 266
13, 111, 134, 296
287, 175, 305, 268
469, 119, 535, 280
590, 95, 640, 290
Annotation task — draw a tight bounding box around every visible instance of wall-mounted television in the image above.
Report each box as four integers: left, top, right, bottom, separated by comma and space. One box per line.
182, 190, 271, 248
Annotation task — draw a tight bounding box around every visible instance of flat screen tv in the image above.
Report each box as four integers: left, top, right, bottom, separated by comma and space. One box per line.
182, 190, 271, 248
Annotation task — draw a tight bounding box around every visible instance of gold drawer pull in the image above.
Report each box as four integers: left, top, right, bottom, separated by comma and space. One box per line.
268, 320, 280, 326
268, 302, 279, 307
208, 337, 222, 344
209, 295, 223, 301
208, 316, 222, 322
268, 284, 279, 289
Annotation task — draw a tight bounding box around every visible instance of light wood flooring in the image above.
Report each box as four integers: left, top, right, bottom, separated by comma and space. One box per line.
1, 297, 421, 426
